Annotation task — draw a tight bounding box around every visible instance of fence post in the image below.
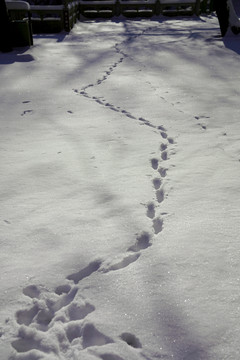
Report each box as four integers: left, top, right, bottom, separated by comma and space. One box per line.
63, 0, 70, 31
195, 0, 201, 15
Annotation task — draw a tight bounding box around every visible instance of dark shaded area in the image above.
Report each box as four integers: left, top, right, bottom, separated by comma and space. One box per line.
120, 332, 142, 348
223, 35, 240, 55
232, 0, 240, 16
33, 32, 68, 42
0, 0, 12, 52
99, 354, 124, 360
0, 49, 35, 64
212, 0, 229, 36
67, 260, 102, 283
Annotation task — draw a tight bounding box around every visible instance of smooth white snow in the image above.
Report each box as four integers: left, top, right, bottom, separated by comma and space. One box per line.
1, 14, 240, 360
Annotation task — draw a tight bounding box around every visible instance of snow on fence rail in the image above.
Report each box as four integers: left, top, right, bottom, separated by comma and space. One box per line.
29, 1, 79, 32
79, 0, 200, 18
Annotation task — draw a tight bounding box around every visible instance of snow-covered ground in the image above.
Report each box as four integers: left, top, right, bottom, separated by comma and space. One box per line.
1, 13, 240, 360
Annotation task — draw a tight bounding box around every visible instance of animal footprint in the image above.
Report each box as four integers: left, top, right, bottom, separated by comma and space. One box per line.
65, 321, 83, 343
152, 178, 161, 190
160, 131, 168, 139
12, 325, 58, 354
126, 113, 136, 119
21, 110, 33, 116
158, 167, 167, 178
55, 284, 71, 295
153, 217, 163, 234
67, 300, 95, 321
67, 260, 102, 284
23, 285, 41, 299
110, 107, 119, 112
157, 125, 166, 132
16, 305, 39, 326
101, 253, 140, 273
128, 231, 152, 252
160, 143, 167, 151
146, 202, 155, 219
138, 117, 155, 128
120, 332, 142, 348
156, 189, 164, 203
198, 123, 207, 130
151, 158, 159, 170
161, 151, 168, 161
49, 286, 78, 313
82, 322, 113, 348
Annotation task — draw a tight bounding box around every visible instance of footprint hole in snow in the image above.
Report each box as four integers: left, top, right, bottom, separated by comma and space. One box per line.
51, 286, 78, 312
153, 178, 161, 190
35, 308, 53, 326
158, 167, 167, 178
160, 143, 167, 151
23, 285, 41, 299
67, 260, 102, 284
55, 284, 71, 295
12, 338, 36, 353
120, 332, 142, 348
168, 137, 174, 144
82, 322, 113, 348
16, 305, 39, 326
160, 131, 168, 139
67, 301, 95, 321
65, 322, 83, 343
12, 330, 56, 354
156, 189, 164, 204
146, 202, 155, 219
128, 231, 152, 252
153, 218, 163, 234
161, 151, 168, 161
158, 125, 166, 132
151, 158, 159, 170
103, 253, 141, 272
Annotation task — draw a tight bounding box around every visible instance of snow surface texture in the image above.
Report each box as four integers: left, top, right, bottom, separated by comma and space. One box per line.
1, 14, 240, 360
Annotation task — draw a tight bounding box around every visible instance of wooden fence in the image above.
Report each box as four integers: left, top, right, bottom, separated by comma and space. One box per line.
6, 0, 211, 39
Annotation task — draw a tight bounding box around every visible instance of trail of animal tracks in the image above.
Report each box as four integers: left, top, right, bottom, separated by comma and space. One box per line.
1, 15, 240, 360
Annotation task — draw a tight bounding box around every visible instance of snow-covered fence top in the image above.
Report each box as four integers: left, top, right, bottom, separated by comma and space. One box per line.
6, 0, 31, 10
6, 0, 202, 35
79, 0, 200, 17
29, 1, 79, 32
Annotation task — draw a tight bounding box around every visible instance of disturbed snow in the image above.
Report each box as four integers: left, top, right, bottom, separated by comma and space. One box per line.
1, 14, 240, 360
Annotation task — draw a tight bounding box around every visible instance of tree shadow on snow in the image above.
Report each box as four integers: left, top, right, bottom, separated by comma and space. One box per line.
156, 304, 212, 359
